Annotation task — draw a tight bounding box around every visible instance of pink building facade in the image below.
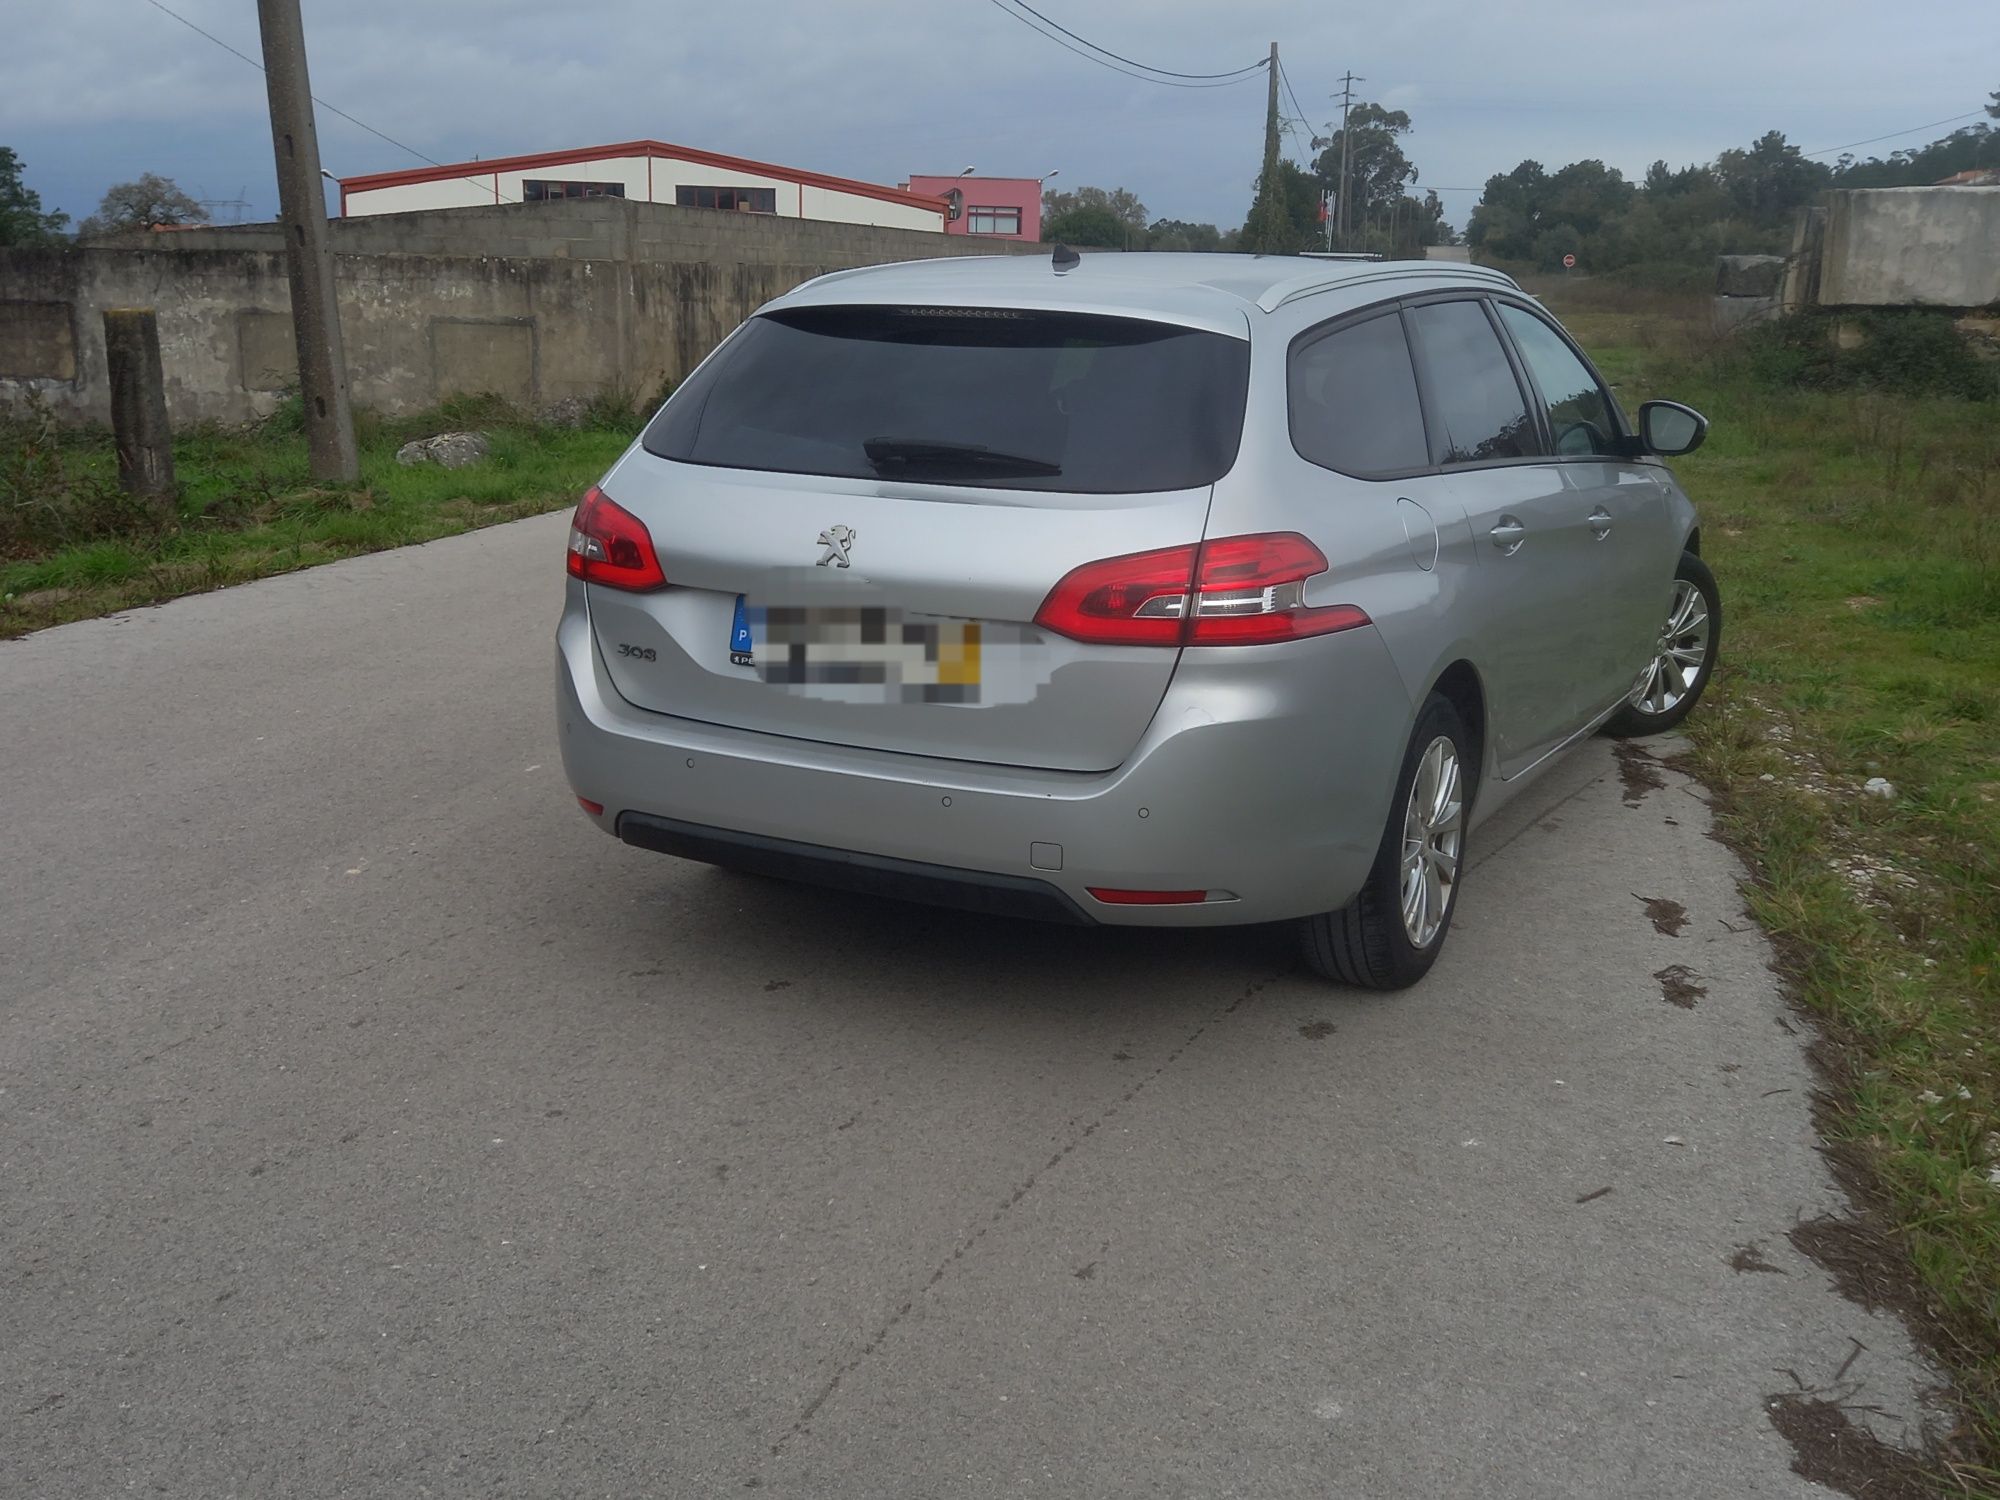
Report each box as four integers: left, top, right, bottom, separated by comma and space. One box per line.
904, 176, 1042, 241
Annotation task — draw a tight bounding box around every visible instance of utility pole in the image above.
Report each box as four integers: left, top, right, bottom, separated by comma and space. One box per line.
1334, 71, 1363, 250
1254, 41, 1283, 253
257, 0, 358, 482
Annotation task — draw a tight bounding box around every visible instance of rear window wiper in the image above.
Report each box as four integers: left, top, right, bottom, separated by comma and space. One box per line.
863, 437, 1062, 478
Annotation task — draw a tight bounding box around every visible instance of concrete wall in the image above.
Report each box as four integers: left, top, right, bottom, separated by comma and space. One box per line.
1813, 187, 2000, 308
2, 200, 1042, 428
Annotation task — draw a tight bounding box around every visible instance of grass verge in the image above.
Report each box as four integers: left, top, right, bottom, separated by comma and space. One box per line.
1, 392, 636, 638
1541, 278, 2000, 1492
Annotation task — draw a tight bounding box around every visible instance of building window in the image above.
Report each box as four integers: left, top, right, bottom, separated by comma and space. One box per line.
965, 207, 1022, 236
523, 180, 627, 202
674, 186, 779, 214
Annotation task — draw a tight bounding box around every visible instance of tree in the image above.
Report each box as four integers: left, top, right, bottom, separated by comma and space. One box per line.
1146, 218, 1230, 253
1041, 185, 1148, 230
1240, 160, 1323, 253
1711, 131, 1828, 226
78, 174, 208, 237
1311, 103, 1419, 246
1043, 204, 1133, 249
0, 147, 69, 245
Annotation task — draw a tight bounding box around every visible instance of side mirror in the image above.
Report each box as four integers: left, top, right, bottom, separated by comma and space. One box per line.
1637, 400, 1708, 457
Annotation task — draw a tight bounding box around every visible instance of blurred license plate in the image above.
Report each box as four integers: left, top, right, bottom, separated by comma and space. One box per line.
731, 598, 982, 703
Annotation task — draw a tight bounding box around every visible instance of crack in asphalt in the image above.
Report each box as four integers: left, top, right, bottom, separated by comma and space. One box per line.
767, 972, 1278, 1460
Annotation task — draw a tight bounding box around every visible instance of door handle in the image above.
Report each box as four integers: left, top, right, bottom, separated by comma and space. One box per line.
1589, 505, 1613, 540
1489, 517, 1526, 554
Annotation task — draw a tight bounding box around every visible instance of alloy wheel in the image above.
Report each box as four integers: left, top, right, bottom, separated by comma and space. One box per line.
1400, 735, 1463, 949
1630, 580, 1711, 717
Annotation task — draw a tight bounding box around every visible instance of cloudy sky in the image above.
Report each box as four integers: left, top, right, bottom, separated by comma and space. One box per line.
8, 0, 1995, 233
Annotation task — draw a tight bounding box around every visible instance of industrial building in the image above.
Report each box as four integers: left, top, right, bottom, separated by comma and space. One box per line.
338, 140, 951, 233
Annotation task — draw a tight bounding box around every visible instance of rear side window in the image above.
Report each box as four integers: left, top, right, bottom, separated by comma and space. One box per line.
1288, 312, 1430, 477
1406, 300, 1539, 466
1495, 303, 1623, 458
644, 306, 1251, 494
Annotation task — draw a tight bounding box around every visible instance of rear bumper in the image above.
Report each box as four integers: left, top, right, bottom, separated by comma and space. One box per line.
557, 583, 1412, 927
618, 813, 1093, 924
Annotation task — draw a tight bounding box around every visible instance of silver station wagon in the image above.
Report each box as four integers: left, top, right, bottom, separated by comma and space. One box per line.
557, 252, 1719, 987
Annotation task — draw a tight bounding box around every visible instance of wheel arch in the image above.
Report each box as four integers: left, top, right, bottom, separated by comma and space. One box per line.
1425, 658, 1488, 801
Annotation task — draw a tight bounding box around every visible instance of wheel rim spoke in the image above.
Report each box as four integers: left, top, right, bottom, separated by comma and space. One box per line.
1628, 578, 1712, 717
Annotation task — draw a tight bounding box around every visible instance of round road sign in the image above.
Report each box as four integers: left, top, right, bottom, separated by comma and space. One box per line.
1562, 253, 1577, 269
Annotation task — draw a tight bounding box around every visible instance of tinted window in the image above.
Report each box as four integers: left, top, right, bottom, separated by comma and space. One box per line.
1289, 312, 1430, 477
644, 307, 1251, 494
1407, 300, 1538, 465
1497, 304, 1622, 458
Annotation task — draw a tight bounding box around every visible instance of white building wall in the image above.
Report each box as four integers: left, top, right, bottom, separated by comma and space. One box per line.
651, 158, 805, 216
493, 155, 653, 208
799, 182, 940, 231
347, 174, 497, 216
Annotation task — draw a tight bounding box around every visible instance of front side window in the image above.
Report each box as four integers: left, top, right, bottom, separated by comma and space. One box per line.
1496, 304, 1623, 458
1406, 300, 1538, 466
644, 306, 1251, 495
965, 207, 1022, 236
1289, 311, 1430, 477
674, 185, 778, 213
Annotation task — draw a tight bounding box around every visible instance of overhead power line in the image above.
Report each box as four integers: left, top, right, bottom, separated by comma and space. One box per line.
980, 0, 1266, 89
1276, 60, 1315, 156
1803, 109, 1990, 158
140, 0, 517, 201
1002, 0, 1265, 79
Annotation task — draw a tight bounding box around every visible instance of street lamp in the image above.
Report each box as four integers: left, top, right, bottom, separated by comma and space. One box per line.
1039, 169, 1059, 183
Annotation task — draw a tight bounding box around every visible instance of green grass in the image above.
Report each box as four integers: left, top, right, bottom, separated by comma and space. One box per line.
1, 392, 636, 637
1540, 278, 2000, 1490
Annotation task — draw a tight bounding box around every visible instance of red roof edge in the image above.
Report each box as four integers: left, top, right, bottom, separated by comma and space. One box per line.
340, 140, 949, 214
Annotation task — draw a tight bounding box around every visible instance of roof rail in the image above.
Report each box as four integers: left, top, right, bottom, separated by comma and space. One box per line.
1258, 261, 1518, 312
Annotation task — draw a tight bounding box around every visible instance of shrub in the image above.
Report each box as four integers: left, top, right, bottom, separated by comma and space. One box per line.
1733, 310, 1996, 401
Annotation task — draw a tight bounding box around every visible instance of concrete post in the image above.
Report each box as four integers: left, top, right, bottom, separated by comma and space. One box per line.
102, 309, 176, 509
257, 0, 359, 482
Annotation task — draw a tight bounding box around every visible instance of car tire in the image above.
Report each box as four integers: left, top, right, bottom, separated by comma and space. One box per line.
1603, 550, 1721, 738
1298, 693, 1470, 990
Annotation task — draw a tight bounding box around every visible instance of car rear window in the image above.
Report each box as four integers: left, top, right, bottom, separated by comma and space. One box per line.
643, 306, 1251, 494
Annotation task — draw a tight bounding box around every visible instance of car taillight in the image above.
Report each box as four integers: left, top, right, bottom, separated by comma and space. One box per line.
1033, 532, 1369, 647
566, 486, 666, 590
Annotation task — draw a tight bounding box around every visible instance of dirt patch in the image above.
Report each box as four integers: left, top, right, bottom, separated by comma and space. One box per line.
1654, 963, 1708, 1008
1613, 740, 1668, 807
1790, 1212, 1942, 1334
1765, 1394, 1934, 1500
1634, 893, 1689, 936
1729, 1241, 1786, 1275
1298, 1021, 1336, 1040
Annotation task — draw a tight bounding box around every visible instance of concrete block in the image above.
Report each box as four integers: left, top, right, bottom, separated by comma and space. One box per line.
1715, 255, 1785, 298
236, 309, 297, 390
1711, 296, 1779, 334
0, 300, 78, 380
1818, 187, 2000, 307
430, 317, 536, 406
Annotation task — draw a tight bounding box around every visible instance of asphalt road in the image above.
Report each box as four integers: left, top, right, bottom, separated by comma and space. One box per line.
2, 514, 1937, 1498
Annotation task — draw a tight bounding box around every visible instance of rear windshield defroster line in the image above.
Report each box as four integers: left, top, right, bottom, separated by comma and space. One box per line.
642, 305, 1251, 495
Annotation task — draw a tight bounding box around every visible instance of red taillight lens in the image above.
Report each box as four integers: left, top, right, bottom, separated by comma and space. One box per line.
566, 486, 666, 590
1033, 532, 1369, 647
1031, 542, 1200, 645
1087, 888, 1208, 905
